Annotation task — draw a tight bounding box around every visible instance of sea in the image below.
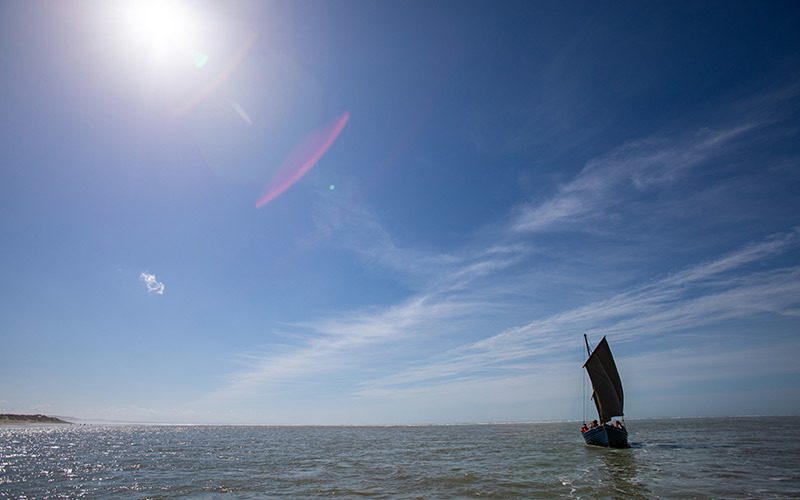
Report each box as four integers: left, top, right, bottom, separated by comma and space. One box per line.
1, 417, 799, 498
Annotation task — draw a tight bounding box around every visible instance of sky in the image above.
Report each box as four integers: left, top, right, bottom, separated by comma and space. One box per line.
1, 0, 799, 425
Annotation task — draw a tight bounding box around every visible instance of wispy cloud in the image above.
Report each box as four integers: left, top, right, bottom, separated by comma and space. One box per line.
216, 217, 800, 401
213, 86, 800, 413
215, 261, 524, 397
311, 198, 463, 282
364, 228, 800, 392
217, 295, 461, 396
513, 125, 755, 233
139, 271, 165, 295
511, 83, 800, 236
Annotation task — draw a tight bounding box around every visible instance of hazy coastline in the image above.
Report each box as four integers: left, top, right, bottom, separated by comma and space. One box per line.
0, 414, 70, 425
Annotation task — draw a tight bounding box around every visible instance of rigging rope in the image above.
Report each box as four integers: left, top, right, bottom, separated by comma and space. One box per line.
582, 346, 586, 424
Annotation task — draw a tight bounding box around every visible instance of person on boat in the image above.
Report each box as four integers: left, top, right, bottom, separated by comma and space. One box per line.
580, 423, 588, 433
614, 420, 624, 429
590, 419, 598, 429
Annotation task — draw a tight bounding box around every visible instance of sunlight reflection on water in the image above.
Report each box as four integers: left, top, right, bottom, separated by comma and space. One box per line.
1, 418, 798, 498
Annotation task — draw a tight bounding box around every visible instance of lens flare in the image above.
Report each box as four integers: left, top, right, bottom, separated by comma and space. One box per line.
175, 32, 256, 115
230, 99, 253, 125
256, 112, 350, 208
192, 51, 209, 68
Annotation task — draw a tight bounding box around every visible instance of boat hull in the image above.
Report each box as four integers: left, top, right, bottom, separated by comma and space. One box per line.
582, 425, 608, 447
606, 424, 629, 448
582, 424, 629, 448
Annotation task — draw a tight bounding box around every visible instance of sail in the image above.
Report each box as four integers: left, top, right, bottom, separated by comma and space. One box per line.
583, 336, 624, 423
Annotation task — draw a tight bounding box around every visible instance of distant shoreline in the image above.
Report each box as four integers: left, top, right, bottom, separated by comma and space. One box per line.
1, 414, 796, 427
0, 414, 71, 425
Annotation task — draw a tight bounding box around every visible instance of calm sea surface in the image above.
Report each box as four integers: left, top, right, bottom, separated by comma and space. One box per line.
2, 417, 799, 498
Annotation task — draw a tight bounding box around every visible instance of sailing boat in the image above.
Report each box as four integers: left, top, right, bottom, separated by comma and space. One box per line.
581, 335, 630, 448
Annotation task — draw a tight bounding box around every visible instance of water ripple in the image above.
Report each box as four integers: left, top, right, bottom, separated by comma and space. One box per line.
0, 418, 798, 498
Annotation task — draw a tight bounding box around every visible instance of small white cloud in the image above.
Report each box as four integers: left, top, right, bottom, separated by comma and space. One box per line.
140, 271, 165, 295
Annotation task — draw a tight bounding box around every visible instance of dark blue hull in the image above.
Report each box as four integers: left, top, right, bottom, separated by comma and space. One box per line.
582, 424, 629, 448
582, 425, 608, 446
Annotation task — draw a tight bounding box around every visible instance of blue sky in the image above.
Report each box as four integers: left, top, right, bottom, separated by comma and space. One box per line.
1, 0, 799, 424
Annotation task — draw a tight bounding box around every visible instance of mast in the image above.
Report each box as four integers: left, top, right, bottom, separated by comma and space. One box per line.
583, 334, 592, 424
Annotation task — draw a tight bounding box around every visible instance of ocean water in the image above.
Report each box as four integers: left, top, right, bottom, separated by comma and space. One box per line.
1, 417, 799, 498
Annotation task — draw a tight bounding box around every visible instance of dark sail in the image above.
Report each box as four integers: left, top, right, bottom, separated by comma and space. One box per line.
583, 336, 624, 423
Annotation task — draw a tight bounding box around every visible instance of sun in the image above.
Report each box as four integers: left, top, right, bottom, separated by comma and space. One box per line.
121, 0, 206, 67
99, 0, 252, 113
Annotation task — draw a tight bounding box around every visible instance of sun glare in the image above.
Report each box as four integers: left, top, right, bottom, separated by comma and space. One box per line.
122, 0, 205, 66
